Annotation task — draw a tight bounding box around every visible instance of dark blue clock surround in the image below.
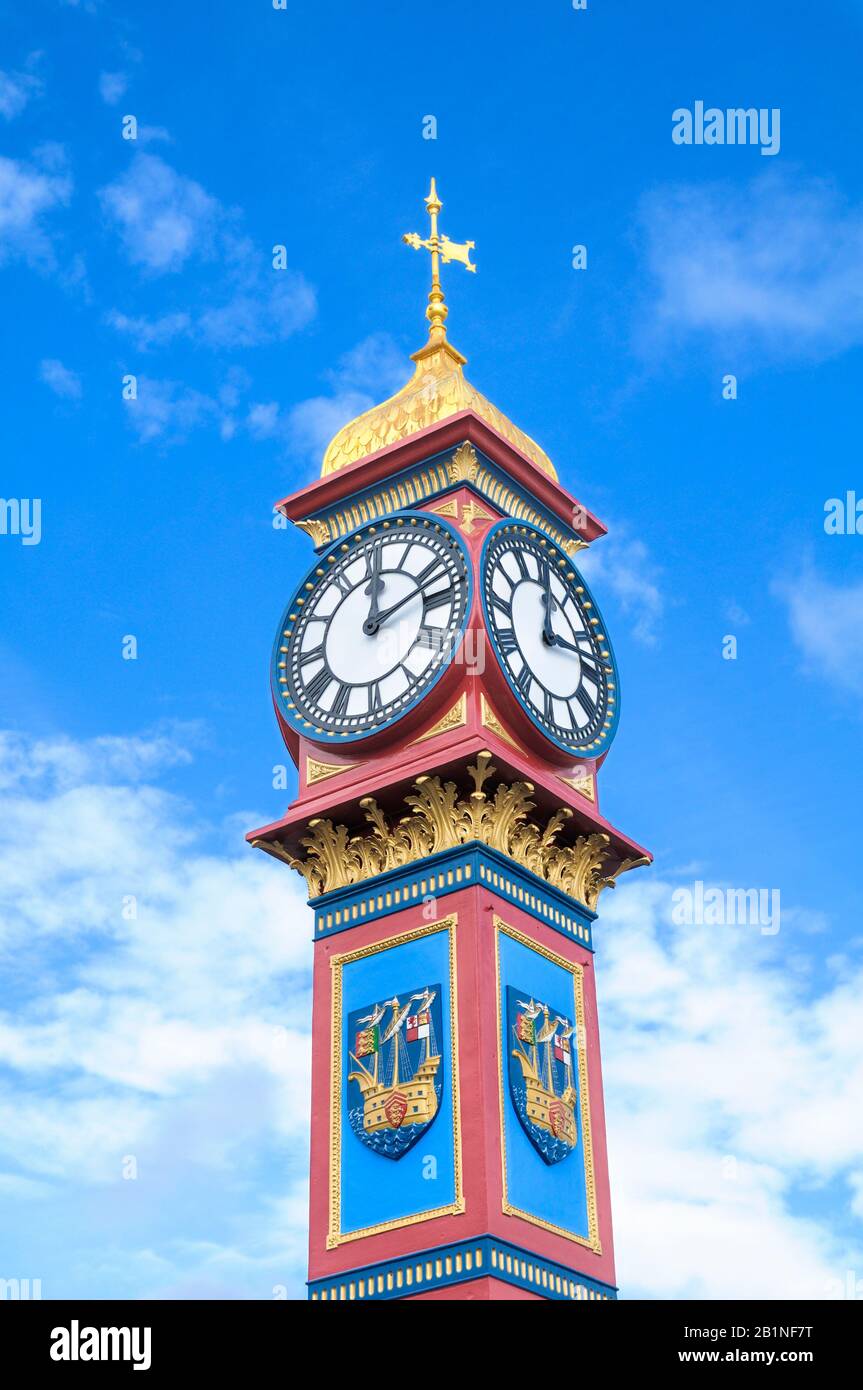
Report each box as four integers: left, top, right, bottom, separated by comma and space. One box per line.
479, 518, 621, 760
272, 510, 474, 745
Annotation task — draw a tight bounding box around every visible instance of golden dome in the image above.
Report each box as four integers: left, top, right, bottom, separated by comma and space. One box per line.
320, 179, 557, 481
320, 339, 557, 479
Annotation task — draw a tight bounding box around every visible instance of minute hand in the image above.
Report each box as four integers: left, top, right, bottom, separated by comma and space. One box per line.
546, 631, 597, 659
363, 580, 439, 635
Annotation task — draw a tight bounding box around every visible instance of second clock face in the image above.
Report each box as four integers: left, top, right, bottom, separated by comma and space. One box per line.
274, 516, 470, 740
481, 524, 618, 756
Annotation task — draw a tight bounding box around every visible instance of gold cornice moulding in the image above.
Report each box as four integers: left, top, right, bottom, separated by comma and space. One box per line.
252, 752, 649, 909
291, 442, 585, 558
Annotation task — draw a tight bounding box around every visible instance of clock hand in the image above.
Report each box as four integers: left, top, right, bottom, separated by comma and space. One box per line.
547, 632, 605, 678
545, 632, 582, 655
363, 581, 425, 635
363, 544, 386, 628
540, 562, 558, 645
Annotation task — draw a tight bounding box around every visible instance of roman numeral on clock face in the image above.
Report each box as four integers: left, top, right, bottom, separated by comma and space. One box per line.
575, 683, 598, 719
276, 518, 471, 738
481, 526, 616, 754
330, 682, 351, 718
416, 557, 448, 589
303, 666, 333, 704
423, 588, 452, 614
414, 625, 443, 652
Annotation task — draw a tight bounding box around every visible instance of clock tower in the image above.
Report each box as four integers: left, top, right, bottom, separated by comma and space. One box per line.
248, 182, 650, 1302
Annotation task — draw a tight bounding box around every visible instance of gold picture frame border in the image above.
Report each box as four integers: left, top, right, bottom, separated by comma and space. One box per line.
494, 916, 601, 1252
328, 914, 464, 1249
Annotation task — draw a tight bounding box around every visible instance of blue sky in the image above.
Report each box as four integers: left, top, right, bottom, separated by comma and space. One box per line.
1, 0, 862, 1299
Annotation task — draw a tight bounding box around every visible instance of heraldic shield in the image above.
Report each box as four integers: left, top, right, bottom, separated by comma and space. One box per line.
506, 985, 579, 1166
347, 984, 443, 1160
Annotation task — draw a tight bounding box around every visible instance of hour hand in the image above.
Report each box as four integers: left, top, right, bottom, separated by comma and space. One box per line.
363, 545, 385, 632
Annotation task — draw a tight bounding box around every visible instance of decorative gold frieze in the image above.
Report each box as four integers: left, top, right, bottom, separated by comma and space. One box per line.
448, 441, 479, 484
307, 756, 358, 786
295, 516, 331, 547
480, 694, 522, 752
459, 498, 496, 536
409, 694, 467, 746
296, 444, 583, 555
431, 498, 459, 520
560, 772, 596, 804
254, 753, 648, 909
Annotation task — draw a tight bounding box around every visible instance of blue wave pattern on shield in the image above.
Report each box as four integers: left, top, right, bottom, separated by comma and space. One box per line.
347, 984, 443, 1160
506, 985, 579, 1166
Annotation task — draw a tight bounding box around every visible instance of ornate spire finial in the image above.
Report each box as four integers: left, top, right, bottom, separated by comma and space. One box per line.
403, 178, 476, 345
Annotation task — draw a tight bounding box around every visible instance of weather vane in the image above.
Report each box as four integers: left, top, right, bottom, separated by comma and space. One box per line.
403, 178, 476, 343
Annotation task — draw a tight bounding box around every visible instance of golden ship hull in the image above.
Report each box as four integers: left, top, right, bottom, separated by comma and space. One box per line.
513, 1052, 578, 1147
349, 1056, 441, 1133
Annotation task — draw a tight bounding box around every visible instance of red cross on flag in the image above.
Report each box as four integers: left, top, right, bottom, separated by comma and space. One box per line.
406, 1012, 430, 1043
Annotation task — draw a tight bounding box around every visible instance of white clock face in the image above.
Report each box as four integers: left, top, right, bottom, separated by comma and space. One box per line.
482, 526, 617, 755
274, 517, 470, 739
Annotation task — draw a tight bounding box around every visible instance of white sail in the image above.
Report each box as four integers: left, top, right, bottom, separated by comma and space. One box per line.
535, 1014, 560, 1045
380, 991, 428, 1043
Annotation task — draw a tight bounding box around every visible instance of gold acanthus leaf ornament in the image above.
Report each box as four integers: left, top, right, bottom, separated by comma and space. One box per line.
256, 753, 649, 909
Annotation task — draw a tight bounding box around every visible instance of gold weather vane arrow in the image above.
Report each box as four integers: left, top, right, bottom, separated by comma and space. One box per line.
403, 178, 476, 345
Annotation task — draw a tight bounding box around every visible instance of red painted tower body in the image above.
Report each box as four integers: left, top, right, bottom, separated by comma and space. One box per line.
248, 183, 650, 1301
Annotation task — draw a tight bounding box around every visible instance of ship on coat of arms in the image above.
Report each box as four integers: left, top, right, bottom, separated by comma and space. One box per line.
347, 985, 443, 1159
507, 985, 579, 1166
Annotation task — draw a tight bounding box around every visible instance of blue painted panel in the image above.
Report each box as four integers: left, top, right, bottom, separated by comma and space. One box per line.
498, 931, 591, 1240
339, 927, 456, 1237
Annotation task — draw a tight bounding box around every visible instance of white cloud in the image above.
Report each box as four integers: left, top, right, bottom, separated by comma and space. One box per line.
39, 357, 82, 399
124, 376, 227, 444
0, 725, 860, 1298
638, 174, 863, 364
98, 71, 127, 106
0, 152, 71, 270
98, 154, 219, 274
0, 725, 311, 1297
120, 369, 252, 447
106, 308, 192, 350
0, 724, 196, 793
246, 331, 406, 466
136, 125, 172, 146
578, 526, 664, 645
774, 565, 863, 697
0, 68, 43, 120
599, 875, 863, 1298
100, 155, 316, 349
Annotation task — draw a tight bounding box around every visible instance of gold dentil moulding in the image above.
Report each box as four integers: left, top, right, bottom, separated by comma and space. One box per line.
252, 752, 648, 909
